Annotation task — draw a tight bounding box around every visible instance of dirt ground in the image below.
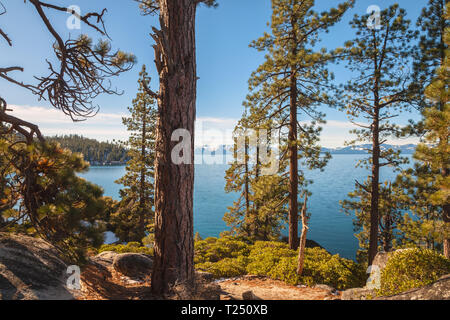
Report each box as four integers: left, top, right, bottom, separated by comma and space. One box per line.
78, 263, 339, 300
216, 276, 339, 300
78, 262, 154, 300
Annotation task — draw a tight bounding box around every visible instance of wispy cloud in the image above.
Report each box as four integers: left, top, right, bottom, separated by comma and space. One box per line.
10, 105, 125, 125
7, 105, 418, 148
319, 120, 419, 148
9, 105, 128, 141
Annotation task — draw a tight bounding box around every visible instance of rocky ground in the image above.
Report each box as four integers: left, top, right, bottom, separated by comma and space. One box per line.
0, 233, 74, 300
1, 233, 449, 300
77, 251, 338, 300
78, 259, 153, 300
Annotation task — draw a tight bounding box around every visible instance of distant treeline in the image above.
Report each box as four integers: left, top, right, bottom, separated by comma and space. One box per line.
47, 135, 129, 165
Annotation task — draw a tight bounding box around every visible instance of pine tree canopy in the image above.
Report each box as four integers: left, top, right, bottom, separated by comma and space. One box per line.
111, 65, 158, 243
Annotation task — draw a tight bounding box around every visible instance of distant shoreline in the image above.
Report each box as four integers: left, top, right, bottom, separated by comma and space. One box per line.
88, 162, 127, 167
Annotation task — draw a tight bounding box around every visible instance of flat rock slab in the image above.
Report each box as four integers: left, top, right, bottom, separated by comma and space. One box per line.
0, 233, 75, 300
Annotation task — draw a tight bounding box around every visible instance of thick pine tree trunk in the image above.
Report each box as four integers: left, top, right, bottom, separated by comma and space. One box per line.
369, 96, 380, 266
369, 124, 380, 265
368, 41, 381, 266
443, 169, 450, 259
289, 72, 299, 250
443, 209, 449, 259
253, 137, 261, 238
382, 214, 393, 252
151, 0, 197, 295
437, 0, 449, 259
244, 138, 251, 237
256, 136, 260, 180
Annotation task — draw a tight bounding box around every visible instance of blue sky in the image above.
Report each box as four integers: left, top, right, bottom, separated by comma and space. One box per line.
1, 0, 427, 147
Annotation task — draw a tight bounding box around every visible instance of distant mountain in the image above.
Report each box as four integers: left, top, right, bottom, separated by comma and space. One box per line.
322, 144, 417, 155
194, 145, 231, 155
52, 135, 416, 165
196, 143, 417, 155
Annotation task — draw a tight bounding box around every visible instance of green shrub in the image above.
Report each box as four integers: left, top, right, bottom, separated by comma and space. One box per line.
302, 248, 366, 290
267, 256, 301, 285
194, 237, 366, 290
197, 256, 249, 278
377, 248, 450, 296
247, 245, 365, 290
195, 236, 250, 264
246, 241, 296, 276
98, 242, 153, 255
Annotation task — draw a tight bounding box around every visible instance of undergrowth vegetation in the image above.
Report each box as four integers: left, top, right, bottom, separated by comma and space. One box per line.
377, 249, 450, 296
97, 242, 153, 255
194, 237, 366, 290
93, 238, 450, 295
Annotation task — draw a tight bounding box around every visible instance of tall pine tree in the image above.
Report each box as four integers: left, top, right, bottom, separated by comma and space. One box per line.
245, 0, 352, 250
394, 1, 449, 258
414, 26, 450, 257
412, 0, 449, 108
137, 0, 217, 295
338, 5, 417, 265
113, 65, 157, 243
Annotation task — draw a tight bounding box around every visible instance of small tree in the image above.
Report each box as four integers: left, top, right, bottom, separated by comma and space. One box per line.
112, 65, 157, 243
223, 115, 253, 238
0, 139, 108, 263
341, 179, 406, 264
223, 110, 288, 241
395, 164, 446, 251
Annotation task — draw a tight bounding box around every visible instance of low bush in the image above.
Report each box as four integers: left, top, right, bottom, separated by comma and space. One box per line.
97, 242, 153, 255
194, 237, 366, 290
377, 248, 450, 296
197, 256, 249, 278
302, 248, 366, 290
266, 256, 301, 285
194, 236, 250, 264
245, 241, 306, 286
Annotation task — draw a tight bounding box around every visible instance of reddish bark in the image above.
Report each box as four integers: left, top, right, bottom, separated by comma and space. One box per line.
151, 0, 197, 295
289, 71, 299, 251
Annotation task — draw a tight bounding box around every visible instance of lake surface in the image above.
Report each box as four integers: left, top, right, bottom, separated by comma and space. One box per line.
79, 154, 408, 260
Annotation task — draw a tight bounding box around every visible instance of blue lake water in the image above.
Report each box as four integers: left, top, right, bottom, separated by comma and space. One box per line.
79, 154, 409, 260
